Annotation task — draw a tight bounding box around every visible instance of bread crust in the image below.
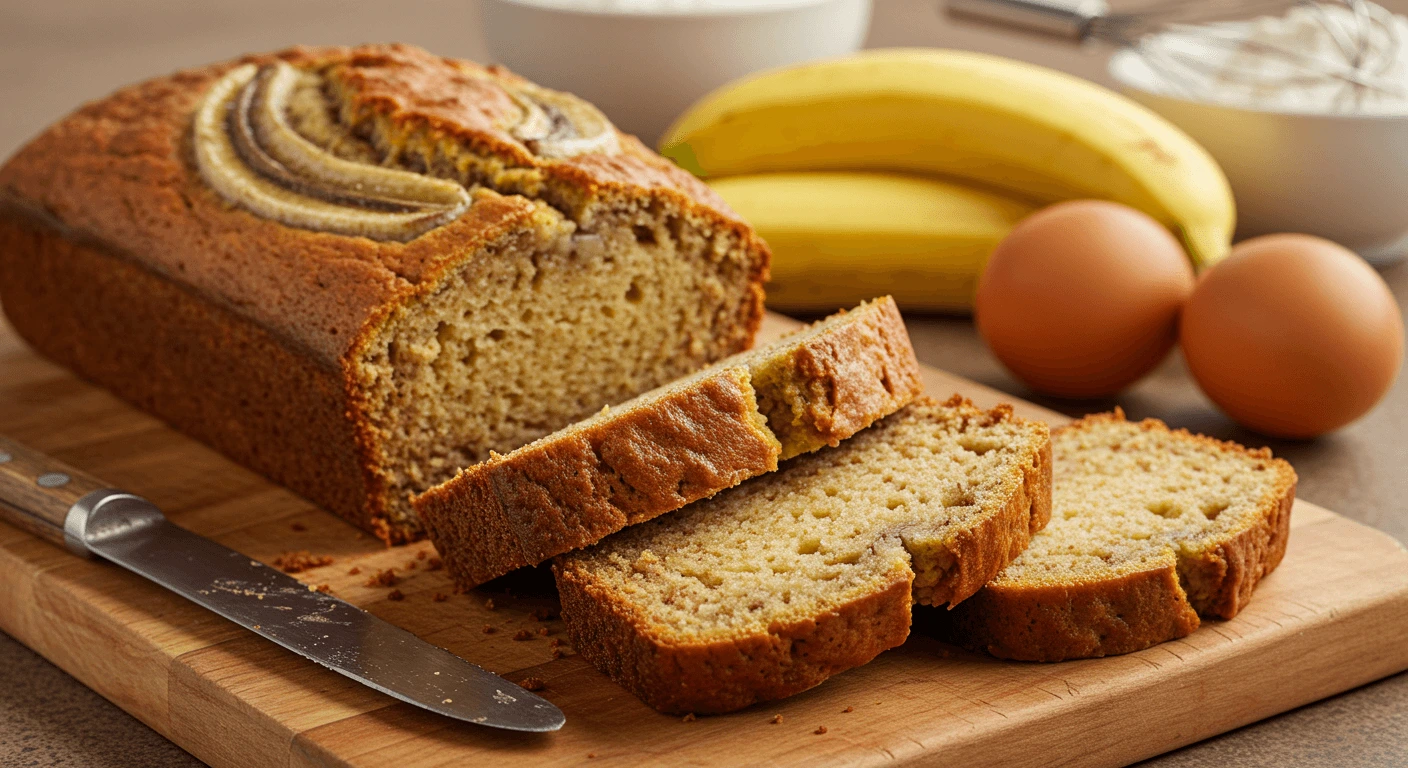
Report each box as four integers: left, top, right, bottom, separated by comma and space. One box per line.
554, 398, 1053, 714
416, 298, 925, 589
0, 44, 768, 541
944, 410, 1297, 662
556, 557, 914, 715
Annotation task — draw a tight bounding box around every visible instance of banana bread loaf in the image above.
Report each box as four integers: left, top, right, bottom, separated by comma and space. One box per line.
944, 410, 1297, 661
0, 44, 769, 542
555, 396, 1052, 714
416, 298, 923, 589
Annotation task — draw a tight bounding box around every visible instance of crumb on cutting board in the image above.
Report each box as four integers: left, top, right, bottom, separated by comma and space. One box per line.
347, 567, 361, 575
484, 598, 496, 610
432, 592, 448, 602
770, 714, 783, 724
272, 551, 333, 574
512, 629, 533, 641
814, 726, 828, 735
387, 589, 405, 602
290, 522, 307, 532
427, 557, 444, 571
681, 713, 696, 722
843, 706, 854, 713
519, 677, 546, 691
482, 625, 497, 635
365, 568, 398, 587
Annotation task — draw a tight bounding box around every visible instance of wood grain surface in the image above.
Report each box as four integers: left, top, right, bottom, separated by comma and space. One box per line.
1, 311, 1406, 768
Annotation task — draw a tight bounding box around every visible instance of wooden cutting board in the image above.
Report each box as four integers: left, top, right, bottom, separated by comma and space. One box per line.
2, 310, 1406, 768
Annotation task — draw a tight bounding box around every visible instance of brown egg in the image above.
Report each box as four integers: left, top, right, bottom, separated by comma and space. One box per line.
1180, 234, 1403, 438
975, 200, 1195, 398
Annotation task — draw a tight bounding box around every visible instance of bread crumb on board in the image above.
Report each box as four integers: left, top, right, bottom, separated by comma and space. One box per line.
416, 550, 428, 561
427, 557, 444, 571
814, 726, 828, 735
316, 584, 331, 594
681, 713, 696, 722
272, 551, 333, 574
769, 714, 783, 724
432, 592, 449, 602
513, 629, 534, 641
482, 625, 497, 635
484, 598, 496, 610
365, 568, 398, 587
519, 677, 546, 692
387, 589, 405, 601
290, 522, 307, 532
551, 648, 566, 660
843, 706, 854, 713
347, 567, 361, 575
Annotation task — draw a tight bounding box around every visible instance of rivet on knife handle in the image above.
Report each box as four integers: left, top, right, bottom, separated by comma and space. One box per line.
0, 434, 110, 550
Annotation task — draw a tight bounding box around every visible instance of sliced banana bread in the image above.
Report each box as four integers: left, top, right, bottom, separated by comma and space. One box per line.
0, 44, 769, 543
554, 396, 1052, 714
944, 410, 1297, 662
415, 297, 923, 589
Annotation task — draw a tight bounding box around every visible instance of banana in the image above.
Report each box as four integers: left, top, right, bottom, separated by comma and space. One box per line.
662, 48, 1234, 268
710, 172, 1035, 313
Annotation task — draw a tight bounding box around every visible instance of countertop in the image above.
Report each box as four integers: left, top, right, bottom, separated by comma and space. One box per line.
0, 0, 1404, 765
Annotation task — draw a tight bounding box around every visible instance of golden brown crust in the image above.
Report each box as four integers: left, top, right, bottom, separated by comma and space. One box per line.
0, 215, 375, 529
942, 409, 1297, 662
759, 297, 925, 459
924, 422, 1053, 607
556, 558, 914, 715
945, 566, 1201, 661
416, 298, 925, 589
0, 44, 768, 543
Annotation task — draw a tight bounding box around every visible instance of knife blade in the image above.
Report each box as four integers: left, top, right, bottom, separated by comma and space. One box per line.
0, 436, 564, 733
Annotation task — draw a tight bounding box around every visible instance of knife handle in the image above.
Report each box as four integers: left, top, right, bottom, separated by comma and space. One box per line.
0, 435, 112, 549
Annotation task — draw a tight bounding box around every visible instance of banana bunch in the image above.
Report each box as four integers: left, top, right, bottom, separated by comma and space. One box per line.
665, 48, 1235, 313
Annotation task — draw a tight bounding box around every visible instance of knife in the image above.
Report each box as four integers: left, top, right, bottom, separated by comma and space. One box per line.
0, 435, 565, 733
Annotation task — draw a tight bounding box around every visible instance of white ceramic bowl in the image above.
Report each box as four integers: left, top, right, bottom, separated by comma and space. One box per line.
1110, 49, 1408, 265
480, 0, 872, 147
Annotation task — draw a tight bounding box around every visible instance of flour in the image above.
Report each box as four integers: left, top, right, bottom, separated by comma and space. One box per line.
1137, 1, 1408, 115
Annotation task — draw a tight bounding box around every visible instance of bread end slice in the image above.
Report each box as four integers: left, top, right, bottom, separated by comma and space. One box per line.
555, 396, 1052, 713
944, 409, 1296, 662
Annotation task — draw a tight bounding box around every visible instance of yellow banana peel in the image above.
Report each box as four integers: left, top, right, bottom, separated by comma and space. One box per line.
664, 48, 1235, 269
710, 172, 1035, 313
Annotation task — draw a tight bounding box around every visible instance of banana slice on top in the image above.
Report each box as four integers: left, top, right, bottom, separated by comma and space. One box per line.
506, 83, 619, 159
194, 63, 471, 242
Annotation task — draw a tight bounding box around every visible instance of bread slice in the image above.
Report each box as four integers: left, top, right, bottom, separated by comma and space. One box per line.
944, 410, 1297, 662
415, 297, 923, 589
554, 396, 1052, 714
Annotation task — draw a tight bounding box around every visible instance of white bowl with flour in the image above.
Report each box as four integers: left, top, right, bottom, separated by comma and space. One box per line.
481, 0, 872, 147
1108, 3, 1408, 265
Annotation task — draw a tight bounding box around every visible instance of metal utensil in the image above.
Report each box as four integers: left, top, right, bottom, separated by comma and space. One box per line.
946, 0, 1406, 102
0, 435, 565, 733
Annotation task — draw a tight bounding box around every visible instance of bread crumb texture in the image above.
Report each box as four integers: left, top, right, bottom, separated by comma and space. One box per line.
555, 396, 1051, 713
415, 297, 922, 589
946, 409, 1297, 661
